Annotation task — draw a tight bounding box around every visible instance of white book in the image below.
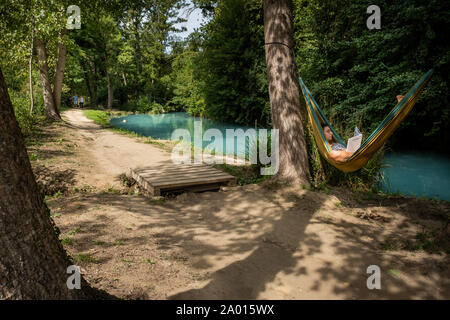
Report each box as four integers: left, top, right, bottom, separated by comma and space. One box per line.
346, 127, 362, 153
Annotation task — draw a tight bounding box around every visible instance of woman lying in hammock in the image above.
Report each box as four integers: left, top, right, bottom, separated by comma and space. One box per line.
323, 95, 405, 163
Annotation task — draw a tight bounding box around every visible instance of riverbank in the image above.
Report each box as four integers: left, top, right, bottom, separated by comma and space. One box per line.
25, 109, 450, 299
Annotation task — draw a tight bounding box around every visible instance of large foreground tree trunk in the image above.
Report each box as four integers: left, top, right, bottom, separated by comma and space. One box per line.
53, 30, 67, 114
264, 0, 310, 184
0, 68, 78, 299
35, 38, 60, 120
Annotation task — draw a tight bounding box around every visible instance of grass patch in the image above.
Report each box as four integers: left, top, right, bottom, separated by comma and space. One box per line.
51, 190, 63, 199
120, 258, 133, 264
214, 163, 268, 186
72, 185, 97, 194
380, 225, 450, 253
104, 186, 121, 195
74, 253, 98, 263
92, 240, 108, 246
113, 240, 125, 246
50, 212, 61, 219
61, 238, 74, 245
68, 227, 81, 236
144, 258, 156, 265
388, 269, 401, 278
83, 110, 111, 126
144, 137, 167, 148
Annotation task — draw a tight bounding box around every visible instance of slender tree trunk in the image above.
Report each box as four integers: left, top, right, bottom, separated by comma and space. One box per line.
53, 29, 67, 114
0, 68, 77, 299
122, 72, 127, 86
82, 59, 93, 105
35, 38, 60, 120
263, 0, 310, 184
106, 67, 113, 109
92, 61, 98, 107
149, 78, 154, 102
29, 18, 35, 116
134, 17, 143, 75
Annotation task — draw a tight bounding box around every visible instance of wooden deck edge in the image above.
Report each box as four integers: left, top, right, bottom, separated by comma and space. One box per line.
128, 166, 237, 197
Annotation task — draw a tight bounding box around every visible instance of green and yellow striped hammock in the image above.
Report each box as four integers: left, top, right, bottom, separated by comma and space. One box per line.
298, 69, 434, 172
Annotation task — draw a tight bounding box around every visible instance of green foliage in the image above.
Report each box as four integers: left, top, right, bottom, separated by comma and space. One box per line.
170, 0, 271, 127
9, 91, 46, 137
74, 253, 98, 263
294, 0, 450, 153
203, 0, 270, 127
83, 109, 110, 126
134, 96, 166, 114
61, 237, 74, 245
136, 96, 153, 113
68, 227, 81, 236
167, 49, 206, 116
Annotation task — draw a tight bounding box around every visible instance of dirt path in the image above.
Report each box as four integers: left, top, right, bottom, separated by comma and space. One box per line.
31, 109, 449, 299
62, 109, 171, 189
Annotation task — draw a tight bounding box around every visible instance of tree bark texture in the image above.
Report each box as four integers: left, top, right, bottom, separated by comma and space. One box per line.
0, 68, 77, 299
35, 38, 60, 120
264, 0, 310, 184
53, 29, 67, 114
106, 67, 113, 109
29, 19, 34, 116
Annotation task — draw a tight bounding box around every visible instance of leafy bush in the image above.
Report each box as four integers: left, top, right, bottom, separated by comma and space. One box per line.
136, 96, 152, 113
149, 102, 164, 114
10, 91, 45, 136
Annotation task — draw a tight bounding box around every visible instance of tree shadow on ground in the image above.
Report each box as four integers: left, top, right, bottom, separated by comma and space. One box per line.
53, 183, 449, 299
33, 165, 77, 196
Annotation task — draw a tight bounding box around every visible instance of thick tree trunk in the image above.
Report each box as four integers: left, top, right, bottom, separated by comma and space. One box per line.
0, 68, 77, 299
35, 38, 60, 120
53, 29, 67, 114
263, 0, 310, 184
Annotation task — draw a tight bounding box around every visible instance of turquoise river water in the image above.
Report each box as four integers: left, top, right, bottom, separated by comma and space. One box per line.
110, 112, 450, 201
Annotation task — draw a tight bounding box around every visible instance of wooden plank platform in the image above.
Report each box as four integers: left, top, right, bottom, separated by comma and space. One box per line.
128, 163, 236, 196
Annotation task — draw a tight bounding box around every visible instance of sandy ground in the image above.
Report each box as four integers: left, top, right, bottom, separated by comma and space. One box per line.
29, 109, 449, 299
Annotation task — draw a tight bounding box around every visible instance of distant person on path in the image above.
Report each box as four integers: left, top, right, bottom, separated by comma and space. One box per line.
79, 96, 84, 108
72, 94, 78, 108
